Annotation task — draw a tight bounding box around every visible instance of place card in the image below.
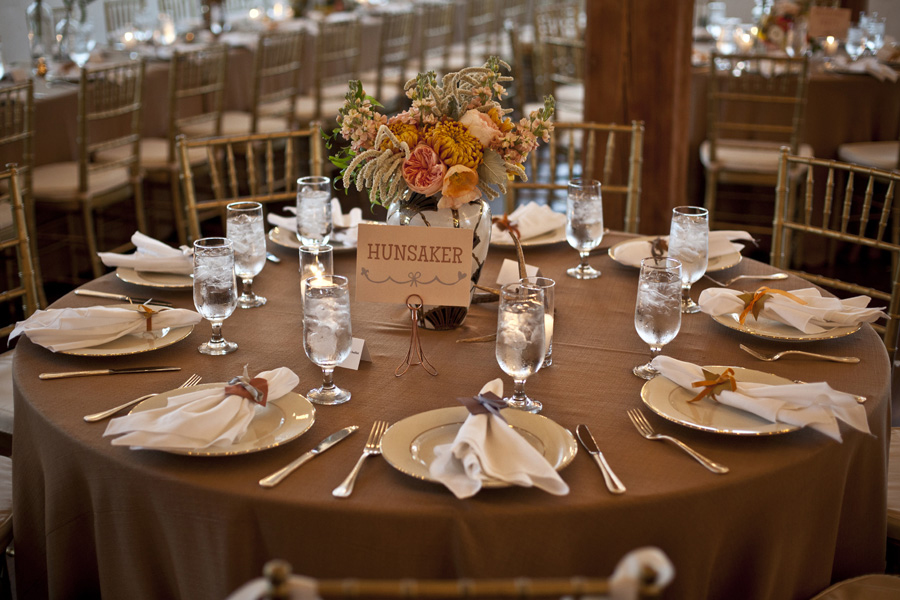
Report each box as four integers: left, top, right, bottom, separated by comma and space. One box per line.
338, 338, 371, 370
808, 7, 851, 39
496, 259, 540, 285
356, 223, 473, 307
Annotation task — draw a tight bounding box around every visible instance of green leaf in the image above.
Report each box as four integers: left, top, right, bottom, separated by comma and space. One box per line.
477, 150, 507, 187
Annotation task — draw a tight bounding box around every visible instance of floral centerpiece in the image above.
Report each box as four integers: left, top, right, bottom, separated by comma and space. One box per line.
327, 58, 554, 330
757, 0, 810, 52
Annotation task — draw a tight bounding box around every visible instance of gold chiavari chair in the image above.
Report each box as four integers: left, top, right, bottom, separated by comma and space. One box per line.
96, 45, 228, 245
158, 0, 202, 31
702, 52, 811, 235
359, 7, 415, 113
771, 148, 900, 358
416, 1, 456, 76
530, 1, 584, 122
31, 59, 146, 280
295, 17, 362, 124
103, 0, 143, 38
0, 165, 44, 456
0, 80, 46, 308
177, 126, 325, 242
221, 29, 305, 135
505, 121, 645, 234
447, 0, 497, 69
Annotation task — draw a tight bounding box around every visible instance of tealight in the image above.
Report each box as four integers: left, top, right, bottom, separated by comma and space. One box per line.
824, 35, 838, 57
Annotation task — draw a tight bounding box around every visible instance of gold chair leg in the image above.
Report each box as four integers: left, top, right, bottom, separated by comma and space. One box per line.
133, 178, 147, 234
82, 204, 103, 280
704, 168, 718, 230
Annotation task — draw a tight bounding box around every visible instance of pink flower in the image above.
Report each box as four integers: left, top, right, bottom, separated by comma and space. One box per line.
402, 144, 446, 196
459, 109, 502, 149
439, 165, 481, 210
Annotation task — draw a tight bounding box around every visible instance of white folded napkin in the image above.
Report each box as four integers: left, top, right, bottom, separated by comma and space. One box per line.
578, 547, 675, 600
225, 574, 320, 600
266, 199, 363, 245
698, 286, 884, 334
104, 367, 300, 451
613, 230, 753, 267
428, 379, 569, 498
651, 356, 869, 442
491, 201, 567, 242
98, 231, 193, 274
831, 56, 899, 82
9, 305, 201, 352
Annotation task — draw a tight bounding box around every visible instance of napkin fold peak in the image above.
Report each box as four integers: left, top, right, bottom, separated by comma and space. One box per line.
98, 231, 193, 274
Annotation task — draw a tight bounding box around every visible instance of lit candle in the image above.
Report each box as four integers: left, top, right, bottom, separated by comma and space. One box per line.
824, 36, 838, 57
158, 17, 176, 46
249, 7, 261, 20
121, 30, 137, 49
272, 3, 284, 19
736, 32, 754, 53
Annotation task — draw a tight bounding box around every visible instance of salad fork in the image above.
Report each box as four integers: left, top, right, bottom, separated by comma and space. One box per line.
703, 273, 788, 287
740, 344, 859, 364
83, 374, 202, 422
332, 420, 388, 498
626, 409, 729, 474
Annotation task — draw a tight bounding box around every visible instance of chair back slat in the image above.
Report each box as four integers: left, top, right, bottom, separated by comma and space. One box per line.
253, 29, 304, 130
103, 0, 142, 41
373, 8, 414, 102
167, 45, 228, 160
0, 166, 41, 337
314, 18, 362, 119
417, 1, 455, 74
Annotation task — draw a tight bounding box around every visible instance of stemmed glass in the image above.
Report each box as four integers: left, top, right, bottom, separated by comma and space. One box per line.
565, 179, 604, 279
845, 27, 868, 61
296, 176, 332, 246
496, 282, 546, 413
303, 274, 352, 405
521, 276, 555, 367
226, 201, 267, 308
193, 237, 238, 355
667, 206, 708, 314
633, 257, 682, 379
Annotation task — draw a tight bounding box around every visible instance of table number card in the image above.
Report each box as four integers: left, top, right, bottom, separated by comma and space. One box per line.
808, 7, 851, 39
356, 223, 474, 307
338, 338, 371, 370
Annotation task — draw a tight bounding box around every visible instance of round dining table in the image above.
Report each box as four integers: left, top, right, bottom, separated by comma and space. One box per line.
11, 230, 890, 600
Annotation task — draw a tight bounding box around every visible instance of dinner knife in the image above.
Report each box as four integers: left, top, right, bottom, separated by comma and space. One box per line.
39, 366, 181, 380
74, 289, 174, 307
259, 425, 359, 488
576, 424, 626, 494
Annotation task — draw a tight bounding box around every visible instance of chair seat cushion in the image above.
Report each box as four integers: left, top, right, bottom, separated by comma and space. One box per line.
31, 162, 131, 200
553, 83, 584, 106
358, 75, 405, 100
220, 111, 290, 136
700, 140, 814, 173
95, 138, 207, 170
809, 574, 900, 599
887, 429, 900, 540
837, 141, 899, 172
524, 101, 582, 122
294, 95, 349, 123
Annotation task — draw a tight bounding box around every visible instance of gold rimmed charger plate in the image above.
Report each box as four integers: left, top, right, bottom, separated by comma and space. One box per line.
607, 236, 742, 273
128, 383, 316, 456
59, 304, 195, 357
380, 406, 577, 487
267, 226, 357, 252
711, 312, 861, 342
491, 225, 567, 248
641, 366, 800, 436
116, 267, 193, 289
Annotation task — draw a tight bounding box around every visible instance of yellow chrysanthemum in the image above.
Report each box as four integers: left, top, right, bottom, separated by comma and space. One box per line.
380, 122, 420, 151
427, 120, 483, 169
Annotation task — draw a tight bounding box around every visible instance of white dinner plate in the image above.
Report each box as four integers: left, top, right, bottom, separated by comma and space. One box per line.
116, 267, 193, 289
58, 304, 195, 357
267, 226, 357, 252
710, 312, 861, 342
641, 366, 800, 435
380, 406, 578, 487
129, 383, 316, 456
607, 236, 742, 273
491, 225, 567, 248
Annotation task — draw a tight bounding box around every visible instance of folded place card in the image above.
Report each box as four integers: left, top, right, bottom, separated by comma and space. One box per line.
337, 338, 371, 370
496, 259, 540, 285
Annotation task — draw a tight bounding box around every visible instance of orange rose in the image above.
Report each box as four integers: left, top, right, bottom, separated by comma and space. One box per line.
402, 144, 446, 196
439, 165, 481, 210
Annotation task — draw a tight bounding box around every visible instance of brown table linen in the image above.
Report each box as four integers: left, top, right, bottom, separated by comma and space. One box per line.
12, 233, 890, 600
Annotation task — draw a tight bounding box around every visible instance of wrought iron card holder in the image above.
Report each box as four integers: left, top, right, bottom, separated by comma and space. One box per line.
395, 294, 438, 377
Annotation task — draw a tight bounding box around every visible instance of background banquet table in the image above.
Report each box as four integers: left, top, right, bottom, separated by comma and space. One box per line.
12, 232, 890, 600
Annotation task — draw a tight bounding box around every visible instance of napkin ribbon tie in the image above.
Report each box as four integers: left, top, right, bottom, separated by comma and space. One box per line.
457, 391, 508, 423
738, 287, 807, 325
492, 214, 521, 240
690, 368, 737, 403
224, 365, 269, 407
650, 236, 668, 258
137, 303, 158, 332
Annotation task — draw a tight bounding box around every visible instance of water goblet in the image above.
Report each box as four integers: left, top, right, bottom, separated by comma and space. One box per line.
296, 176, 332, 246
520, 276, 555, 367
193, 237, 238, 355
668, 206, 708, 314
496, 282, 546, 413
633, 257, 682, 379
845, 27, 867, 61
303, 274, 352, 405
226, 201, 267, 308
565, 179, 604, 279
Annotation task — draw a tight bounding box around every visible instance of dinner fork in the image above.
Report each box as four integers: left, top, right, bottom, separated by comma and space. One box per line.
703, 273, 788, 287
83, 374, 202, 422
332, 420, 388, 498
626, 409, 729, 474
739, 344, 859, 364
